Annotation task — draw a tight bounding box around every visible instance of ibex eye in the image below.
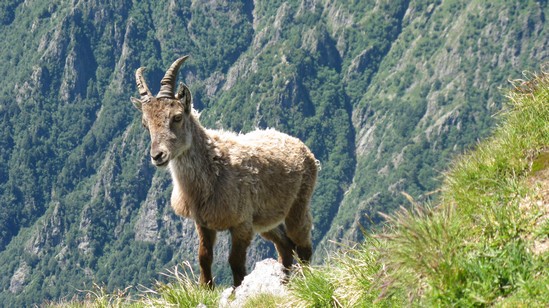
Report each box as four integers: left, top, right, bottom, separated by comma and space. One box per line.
173, 115, 183, 122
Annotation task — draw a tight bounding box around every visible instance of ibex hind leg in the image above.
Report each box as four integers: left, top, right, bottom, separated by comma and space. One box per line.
285, 181, 314, 264
261, 224, 296, 268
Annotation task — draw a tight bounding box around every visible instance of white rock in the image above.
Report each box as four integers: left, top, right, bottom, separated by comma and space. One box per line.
219, 258, 288, 307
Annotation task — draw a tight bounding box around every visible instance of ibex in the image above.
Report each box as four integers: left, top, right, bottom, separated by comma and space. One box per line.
130, 56, 317, 287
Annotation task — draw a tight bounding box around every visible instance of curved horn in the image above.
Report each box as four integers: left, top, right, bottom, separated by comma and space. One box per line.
135, 67, 153, 97
157, 55, 189, 98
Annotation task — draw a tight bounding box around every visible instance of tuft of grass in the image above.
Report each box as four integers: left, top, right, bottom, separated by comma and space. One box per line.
379, 202, 461, 302
44, 283, 140, 308
285, 237, 399, 308
332, 237, 402, 307
289, 265, 342, 307
138, 261, 220, 307
46, 262, 220, 308
241, 293, 285, 308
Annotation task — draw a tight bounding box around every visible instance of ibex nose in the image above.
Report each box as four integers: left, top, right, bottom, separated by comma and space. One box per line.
151, 150, 168, 166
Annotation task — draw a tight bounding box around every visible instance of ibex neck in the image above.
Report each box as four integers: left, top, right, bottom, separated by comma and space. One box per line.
169, 117, 219, 203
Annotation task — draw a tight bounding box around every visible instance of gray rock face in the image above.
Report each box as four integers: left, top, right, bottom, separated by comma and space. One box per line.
219, 258, 288, 307
9, 262, 30, 294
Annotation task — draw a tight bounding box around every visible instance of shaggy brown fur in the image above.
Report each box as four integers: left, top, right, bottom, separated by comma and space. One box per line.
131, 56, 317, 287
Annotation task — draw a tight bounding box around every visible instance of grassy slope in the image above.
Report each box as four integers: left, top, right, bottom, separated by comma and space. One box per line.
287, 69, 549, 307
50, 68, 548, 307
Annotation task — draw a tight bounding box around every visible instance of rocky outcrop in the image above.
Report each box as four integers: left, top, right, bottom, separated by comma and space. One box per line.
9, 261, 30, 294
219, 258, 288, 307
25, 201, 64, 257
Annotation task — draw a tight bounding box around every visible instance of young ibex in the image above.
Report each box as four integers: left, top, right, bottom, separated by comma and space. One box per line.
130, 56, 317, 287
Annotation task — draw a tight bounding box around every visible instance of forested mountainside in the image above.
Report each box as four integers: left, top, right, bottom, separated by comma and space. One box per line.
0, 0, 546, 305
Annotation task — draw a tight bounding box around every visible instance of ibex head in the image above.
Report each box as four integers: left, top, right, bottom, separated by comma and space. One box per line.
131, 56, 193, 167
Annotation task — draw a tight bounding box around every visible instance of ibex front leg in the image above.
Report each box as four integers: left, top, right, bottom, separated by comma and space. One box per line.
196, 223, 216, 288
228, 223, 253, 287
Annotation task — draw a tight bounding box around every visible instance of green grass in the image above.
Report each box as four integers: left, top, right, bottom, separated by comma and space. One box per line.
49, 69, 548, 307
290, 265, 341, 307
241, 293, 285, 308
44, 284, 140, 308
46, 262, 220, 308
137, 261, 221, 307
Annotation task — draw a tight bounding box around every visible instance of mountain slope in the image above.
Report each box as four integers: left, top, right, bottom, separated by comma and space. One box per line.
322, 0, 549, 250
0, 0, 547, 306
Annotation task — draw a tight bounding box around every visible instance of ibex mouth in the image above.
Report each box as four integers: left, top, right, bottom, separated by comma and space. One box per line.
153, 159, 169, 168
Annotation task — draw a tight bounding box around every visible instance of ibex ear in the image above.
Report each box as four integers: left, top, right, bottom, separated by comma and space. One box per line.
176, 82, 192, 114
130, 97, 143, 111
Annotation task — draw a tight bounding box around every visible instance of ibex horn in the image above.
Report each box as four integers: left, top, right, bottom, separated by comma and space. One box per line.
157, 55, 190, 98
135, 67, 153, 98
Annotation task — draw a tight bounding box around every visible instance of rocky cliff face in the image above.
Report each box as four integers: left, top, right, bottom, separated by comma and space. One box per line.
0, 0, 547, 306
